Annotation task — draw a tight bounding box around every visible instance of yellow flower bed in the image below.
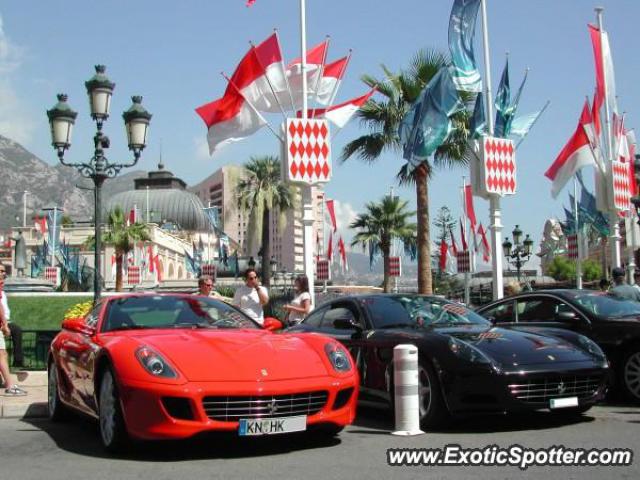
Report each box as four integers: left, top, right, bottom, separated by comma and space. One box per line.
64, 301, 93, 320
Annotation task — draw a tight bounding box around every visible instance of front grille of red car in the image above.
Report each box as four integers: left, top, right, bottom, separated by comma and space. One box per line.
508, 374, 603, 404
202, 391, 329, 421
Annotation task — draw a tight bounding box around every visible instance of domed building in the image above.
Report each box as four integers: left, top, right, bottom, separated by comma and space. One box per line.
105, 161, 209, 231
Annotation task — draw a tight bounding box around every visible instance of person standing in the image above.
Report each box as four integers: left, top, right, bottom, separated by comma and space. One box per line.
609, 267, 640, 302
196, 274, 229, 301
282, 275, 313, 325
0, 265, 27, 396
232, 268, 269, 325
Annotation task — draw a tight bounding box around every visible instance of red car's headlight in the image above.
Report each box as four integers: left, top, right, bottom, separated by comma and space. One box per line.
135, 346, 178, 378
324, 343, 352, 372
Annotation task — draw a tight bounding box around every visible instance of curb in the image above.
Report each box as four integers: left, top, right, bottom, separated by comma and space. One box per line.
0, 402, 48, 419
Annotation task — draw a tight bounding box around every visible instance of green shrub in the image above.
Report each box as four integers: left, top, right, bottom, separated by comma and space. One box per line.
7, 296, 93, 330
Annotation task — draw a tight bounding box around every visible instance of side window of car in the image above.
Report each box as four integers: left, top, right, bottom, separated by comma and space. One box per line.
482, 302, 514, 322
85, 302, 103, 328
516, 298, 569, 322
322, 307, 357, 329
303, 306, 328, 328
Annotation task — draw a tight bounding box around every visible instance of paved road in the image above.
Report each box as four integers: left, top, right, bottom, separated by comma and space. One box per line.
2, 404, 638, 480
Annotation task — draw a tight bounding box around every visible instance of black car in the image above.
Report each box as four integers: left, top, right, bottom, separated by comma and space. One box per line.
477, 289, 640, 402
288, 294, 609, 427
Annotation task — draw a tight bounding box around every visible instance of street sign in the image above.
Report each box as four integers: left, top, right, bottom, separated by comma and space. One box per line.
567, 234, 578, 260
285, 118, 331, 185
389, 256, 401, 277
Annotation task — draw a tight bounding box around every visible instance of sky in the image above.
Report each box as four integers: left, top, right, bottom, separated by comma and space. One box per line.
1, 0, 639, 273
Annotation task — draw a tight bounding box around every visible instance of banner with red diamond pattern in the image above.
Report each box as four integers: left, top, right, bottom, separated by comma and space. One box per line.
44, 266, 60, 286
127, 266, 141, 285
389, 256, 401, 277
456, 251, 471, 273
285, 118, 331, 185
316, 259, 330, 281
567, 234, 578, 260
610, 159, 631, 211
477, 136, 516, 197
201, 263, 217, 280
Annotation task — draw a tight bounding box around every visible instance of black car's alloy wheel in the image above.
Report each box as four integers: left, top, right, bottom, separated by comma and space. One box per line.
417, 362, 446, 428
622, 348, 640, 401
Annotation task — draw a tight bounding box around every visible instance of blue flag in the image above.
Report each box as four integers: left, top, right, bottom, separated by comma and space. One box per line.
494, 59, 511, 137
509, 101, 549, 147
469, 93, 486, 139
46, 208, 63, 256
448, 0, 482, 93
399, 67, 465, 167
203, 206, 220, 231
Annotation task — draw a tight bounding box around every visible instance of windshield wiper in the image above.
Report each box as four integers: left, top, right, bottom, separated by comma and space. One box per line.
109, 325, 148, 331
171, 322, 211, 329
380, 323, 416, 329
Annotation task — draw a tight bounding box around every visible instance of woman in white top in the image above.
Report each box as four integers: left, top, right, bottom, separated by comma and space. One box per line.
283, 275, 313, 325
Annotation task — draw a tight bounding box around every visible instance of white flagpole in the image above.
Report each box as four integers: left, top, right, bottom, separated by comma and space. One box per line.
573, 177, 583, 289
462, 177, 470, 305
480, 0, 504, 300
595, 7, 621, 269
300, 0, 316, 305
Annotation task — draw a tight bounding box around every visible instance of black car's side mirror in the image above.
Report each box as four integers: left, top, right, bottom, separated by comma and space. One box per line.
333, 317, 362, 331
556, 311, 577, 322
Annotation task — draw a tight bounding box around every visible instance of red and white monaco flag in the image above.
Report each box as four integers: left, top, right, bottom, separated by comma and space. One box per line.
251, 33, 289, 112
338, 236, 348, 272
303, 88, 376, 128
315, 55, 350, 106
287, 39, 329, 108
477, 223, 491, 263
545, 100, 597, 198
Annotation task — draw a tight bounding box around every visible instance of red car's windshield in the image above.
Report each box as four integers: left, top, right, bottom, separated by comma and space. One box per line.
102, 295, 259, 332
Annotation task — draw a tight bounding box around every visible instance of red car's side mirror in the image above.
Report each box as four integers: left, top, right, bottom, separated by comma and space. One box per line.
62, 318, 96, 336
263, 317, 283, 331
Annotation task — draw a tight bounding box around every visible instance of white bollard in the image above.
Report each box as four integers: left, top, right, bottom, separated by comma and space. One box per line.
391, 344, 425, 436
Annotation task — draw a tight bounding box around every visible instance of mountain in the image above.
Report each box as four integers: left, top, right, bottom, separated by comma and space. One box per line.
0, 134, 147, 228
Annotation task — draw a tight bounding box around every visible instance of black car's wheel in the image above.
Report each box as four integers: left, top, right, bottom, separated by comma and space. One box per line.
99, 368, 129, 453
47, 362, 68, 422
621, 347, 640, 402
417, 361, 447, 429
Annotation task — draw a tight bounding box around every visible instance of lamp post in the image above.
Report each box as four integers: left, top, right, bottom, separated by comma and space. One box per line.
47, 65, 151, 303
502, 225, 534, 283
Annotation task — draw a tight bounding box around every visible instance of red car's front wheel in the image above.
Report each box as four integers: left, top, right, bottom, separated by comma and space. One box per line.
99, 369, 129, 453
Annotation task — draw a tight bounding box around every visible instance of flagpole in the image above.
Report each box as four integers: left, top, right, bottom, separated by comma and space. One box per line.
480, 0, 504, 300
300, 0, 316, 305
310, 35, 330, 118
249, 39, 288, 122
595, 7, 621, 269
274, 29, 297, 112
573, 177, 583, 289
328, 50, 352, 109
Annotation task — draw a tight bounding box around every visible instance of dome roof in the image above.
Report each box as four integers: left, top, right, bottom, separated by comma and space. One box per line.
105, 189, 209, 231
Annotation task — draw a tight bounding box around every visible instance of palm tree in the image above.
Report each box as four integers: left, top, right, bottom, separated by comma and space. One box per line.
237, 156, 294, 287
99, 206, 150, 292
350, 195, 417, 293
342, 49, 470, 294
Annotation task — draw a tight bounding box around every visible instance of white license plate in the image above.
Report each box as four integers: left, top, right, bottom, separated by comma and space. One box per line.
550, 397, 579, 409
238, 415, 307, 436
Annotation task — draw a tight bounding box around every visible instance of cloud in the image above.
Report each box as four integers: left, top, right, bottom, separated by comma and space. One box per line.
0, 14, 34, 145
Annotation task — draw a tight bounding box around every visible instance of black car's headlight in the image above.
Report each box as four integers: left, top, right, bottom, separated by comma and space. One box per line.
324, 343, 352, 372
135, 346, 178, 378
448, 337, 493, 365
577, 336, 608, 365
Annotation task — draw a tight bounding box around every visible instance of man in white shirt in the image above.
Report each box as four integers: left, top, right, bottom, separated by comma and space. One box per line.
0, 264, 27, 396
232, 268, 269, 325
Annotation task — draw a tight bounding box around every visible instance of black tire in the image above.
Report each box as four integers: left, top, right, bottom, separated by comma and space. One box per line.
417, 361, 447, 429
621, 347, 640, 402
47, 362, 69, 422
98, 368, 129, 453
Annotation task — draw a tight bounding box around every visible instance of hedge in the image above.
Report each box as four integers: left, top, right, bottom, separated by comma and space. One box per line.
7, 296, 93, 330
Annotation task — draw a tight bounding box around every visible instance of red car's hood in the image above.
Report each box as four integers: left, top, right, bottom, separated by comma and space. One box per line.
129, 329, 329, 382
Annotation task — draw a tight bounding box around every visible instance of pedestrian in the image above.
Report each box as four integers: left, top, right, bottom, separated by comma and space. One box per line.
282, 275, 313, 325
196, 274, 227, 301
609, 267, 640, 302
232, 268, 269, 325
0, 264, 27, 396
599, 278, 610, 292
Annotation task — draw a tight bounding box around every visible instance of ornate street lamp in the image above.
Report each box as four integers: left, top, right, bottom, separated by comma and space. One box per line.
502, 225, 534, 283
47, 65, 151, 303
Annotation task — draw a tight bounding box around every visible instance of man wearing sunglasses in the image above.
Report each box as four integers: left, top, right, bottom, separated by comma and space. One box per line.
0, 264, 27, 396
232, 268, 269, 325
196, 274, 230, 302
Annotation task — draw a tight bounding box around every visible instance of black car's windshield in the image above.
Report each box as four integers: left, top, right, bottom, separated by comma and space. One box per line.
364, 296, 490, 329
102, 295, 258, 332
571, 292, 640, 318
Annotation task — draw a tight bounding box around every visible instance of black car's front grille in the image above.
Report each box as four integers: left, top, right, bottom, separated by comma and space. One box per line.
508, 374, 603, 404
202, 391, 329, 421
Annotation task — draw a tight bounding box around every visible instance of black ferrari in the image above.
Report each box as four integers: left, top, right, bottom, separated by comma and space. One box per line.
477, 289, 640, 402
288, 294, 609, 427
